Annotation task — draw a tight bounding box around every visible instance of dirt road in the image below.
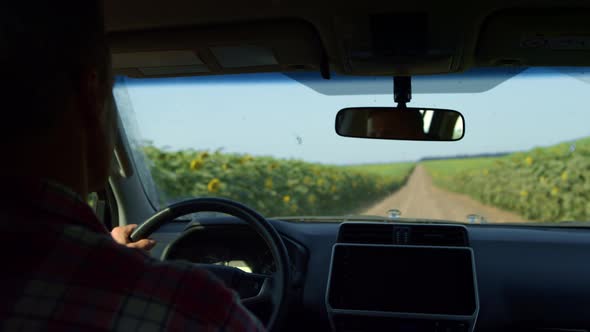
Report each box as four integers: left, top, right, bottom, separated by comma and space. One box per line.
363, 165, 528, 223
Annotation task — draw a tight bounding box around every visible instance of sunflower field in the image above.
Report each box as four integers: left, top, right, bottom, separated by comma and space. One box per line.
424, 137, 590, 222
142, 145, 414, 217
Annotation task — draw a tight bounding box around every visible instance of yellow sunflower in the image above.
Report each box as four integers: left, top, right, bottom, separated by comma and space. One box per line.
190, 159, 205, 171
308, 195, 317, 204
264, 178, 273, 189
208, 178, 221, 193
283, 195, 291, 203
561, 171, 568, 181
312, 167, 321, 176
239, 155, 254, 164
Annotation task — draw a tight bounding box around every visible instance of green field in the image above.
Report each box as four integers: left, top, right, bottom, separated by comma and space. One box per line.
423, 137, 590, 222
424, 157, 502, 186
341, 162, 416, 180
143, 145, 414, 217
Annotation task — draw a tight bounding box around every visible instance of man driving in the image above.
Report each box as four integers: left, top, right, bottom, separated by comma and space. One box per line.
0, 1, 264, 331
367, 109, 429, 140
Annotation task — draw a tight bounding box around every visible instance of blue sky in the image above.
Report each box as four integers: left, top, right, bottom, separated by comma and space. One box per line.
117, 68, 590, 165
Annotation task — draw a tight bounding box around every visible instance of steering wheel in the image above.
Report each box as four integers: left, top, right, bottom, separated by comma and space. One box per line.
129, 197, 291, 331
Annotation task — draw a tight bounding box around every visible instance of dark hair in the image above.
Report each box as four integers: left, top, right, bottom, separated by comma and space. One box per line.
1, 1, 108, 133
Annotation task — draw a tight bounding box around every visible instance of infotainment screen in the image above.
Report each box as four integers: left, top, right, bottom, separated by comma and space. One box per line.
328, 245, 476, 316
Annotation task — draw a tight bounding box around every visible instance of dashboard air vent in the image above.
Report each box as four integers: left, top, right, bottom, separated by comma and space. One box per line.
410, 226, 468, 246
338, 223, 393, 244
337, 223, 469, 246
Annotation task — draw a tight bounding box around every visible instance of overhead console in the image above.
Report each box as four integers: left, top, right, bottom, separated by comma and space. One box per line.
326, 223, 478, 332
333, 13, 464, 75
476, 9, 590, 67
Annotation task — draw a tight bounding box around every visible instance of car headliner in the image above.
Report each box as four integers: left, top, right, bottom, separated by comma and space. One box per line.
105, 1, 590, 79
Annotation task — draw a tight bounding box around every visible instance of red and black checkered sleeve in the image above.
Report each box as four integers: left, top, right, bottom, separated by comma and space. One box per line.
115, 248, 266, 332
160, 261, 266, 331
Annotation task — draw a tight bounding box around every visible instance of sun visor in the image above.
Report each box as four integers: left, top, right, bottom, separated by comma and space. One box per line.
109, 20, 324, 78
476, 9, 590, 67
332, 13, 463, 75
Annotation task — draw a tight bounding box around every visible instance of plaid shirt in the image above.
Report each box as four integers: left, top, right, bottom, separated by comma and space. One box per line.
0, 180, 265, 331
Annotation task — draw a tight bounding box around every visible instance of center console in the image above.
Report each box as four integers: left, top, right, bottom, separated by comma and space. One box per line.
326, 223, 479, 332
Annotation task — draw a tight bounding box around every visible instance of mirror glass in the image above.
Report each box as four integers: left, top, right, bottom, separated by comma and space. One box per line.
335, 107, 465, 141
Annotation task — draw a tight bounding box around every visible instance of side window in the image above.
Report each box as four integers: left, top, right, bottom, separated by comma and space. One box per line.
87, 192, 99, 210
113, 76, 162, 210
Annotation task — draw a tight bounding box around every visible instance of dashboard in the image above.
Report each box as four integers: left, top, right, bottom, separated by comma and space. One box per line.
150, 216, 590, 332
163, 225, 277, 274
160, 222, 308, 287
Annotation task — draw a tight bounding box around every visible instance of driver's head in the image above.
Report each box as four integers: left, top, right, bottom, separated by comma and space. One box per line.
1, 1, 115, 194
368, 109, 426, 139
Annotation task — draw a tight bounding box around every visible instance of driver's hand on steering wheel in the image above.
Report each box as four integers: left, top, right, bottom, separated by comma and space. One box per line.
111, 224, 157, 252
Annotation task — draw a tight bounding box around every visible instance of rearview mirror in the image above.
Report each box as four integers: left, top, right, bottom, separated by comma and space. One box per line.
335, 107, 465, 141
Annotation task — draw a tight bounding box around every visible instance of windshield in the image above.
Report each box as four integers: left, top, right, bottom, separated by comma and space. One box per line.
115, 67, 590, 225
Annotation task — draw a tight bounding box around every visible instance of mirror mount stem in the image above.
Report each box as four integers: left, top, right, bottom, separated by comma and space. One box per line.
394, 76, 412, 109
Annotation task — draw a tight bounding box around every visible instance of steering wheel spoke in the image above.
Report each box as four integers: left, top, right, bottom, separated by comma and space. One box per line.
194, 263, 274, 305
240, 273, 277, 307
